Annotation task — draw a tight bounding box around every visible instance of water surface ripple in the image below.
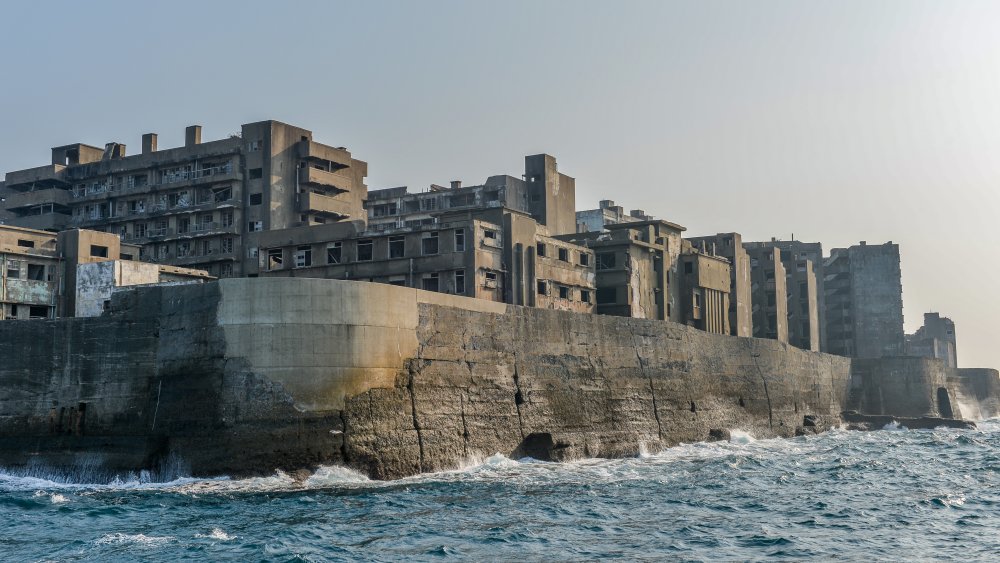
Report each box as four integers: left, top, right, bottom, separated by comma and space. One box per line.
2, 421, 998, 561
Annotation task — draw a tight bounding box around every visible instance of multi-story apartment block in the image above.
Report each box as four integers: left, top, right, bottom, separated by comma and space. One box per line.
753, 239, 826, 350
575, 199, 651, 233
782, 256, 820, 351
0, 121, 367, 280
366, 154, 577, 236
557, 219, 686, 322
686, 233, 753, 337
906, 312, 957, 368
744, 243, 789, 343
1, 225, 66, 319
678, 242, 732, 335
824, 241, 904, 358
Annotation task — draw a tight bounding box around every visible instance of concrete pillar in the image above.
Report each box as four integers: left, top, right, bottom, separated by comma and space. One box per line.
185, 125, 202, 147
142, 133, 158, 154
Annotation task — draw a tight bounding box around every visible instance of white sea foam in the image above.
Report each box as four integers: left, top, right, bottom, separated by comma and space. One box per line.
729, 430, 756, 444
95, 533, 174, 548
195, 528, 235, 541
49, 493, 68, 504
882, 421, 908, 431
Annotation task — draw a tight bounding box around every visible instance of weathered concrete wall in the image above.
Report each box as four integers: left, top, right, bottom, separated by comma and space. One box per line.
0, 278, 990, 481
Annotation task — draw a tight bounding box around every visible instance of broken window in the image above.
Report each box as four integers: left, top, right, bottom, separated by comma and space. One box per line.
579, 253, 590, 267
17, 239, 34, 248
536, 243, 547, 257
90, 245, 109, 258
8, 260, 22, 279
326, 243, 342, 264
221, 237, 234, 254
199, 213, 214, 230
455, 270, 466, 295
357, 240, 373, 261
295, 246, 312, 268
580, 289, 591, 304
249, 168, 263, 180
221, 211, 234, 227
28, 306, 48, 319
248, 221, 263, 232
27, 264, 45, 281
200, 240, 212, 256
684, 262, 693, 274
389, 236, 405, 259
422, 273, 440, 292
484, 271, 498, 289
177, 242, 191, 257
267, 249, 283, 270
249, 193, 263, 205
212, 186, 233, 202
455, 229, 466, 252
694, 292, 702, 308
558, 248, 569, 262
537, 280, 549, 296
483, 229, 497, 240
596, 253, 616, 270
248, 140, 261, 151
558, 285, 570, 299
157, 245, 168, 260
220, 263, 234, 277
422, 232, 439, 255
247, 247, 258, 259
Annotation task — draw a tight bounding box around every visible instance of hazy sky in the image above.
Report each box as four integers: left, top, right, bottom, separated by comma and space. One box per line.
2, 1, 998, 367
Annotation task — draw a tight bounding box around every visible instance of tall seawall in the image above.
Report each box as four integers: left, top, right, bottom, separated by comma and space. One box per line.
0, 278, 994, 480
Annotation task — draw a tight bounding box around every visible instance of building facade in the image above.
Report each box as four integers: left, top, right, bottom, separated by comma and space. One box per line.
753, 239, 826, 351
824, 241, 905, 358
678, 243, 732, 335
0, 121, 368, 280
686, 233, 752, 337
906, 312, 957, 368
743, 243, 789, 343
575, 199, 651, 233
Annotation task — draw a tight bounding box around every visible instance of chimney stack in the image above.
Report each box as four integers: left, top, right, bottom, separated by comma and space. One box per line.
185, 125, 202, 147
142, 133, 158, 155
450, 180, 462, 190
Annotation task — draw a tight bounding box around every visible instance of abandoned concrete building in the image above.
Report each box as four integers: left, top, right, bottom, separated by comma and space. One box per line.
678, 241, 732, 334
824, 241, 905, 359
906, 312, 957, 368
575, 199, 652, 233
742, 243, 789, 343
0, 225, 209, 319
753, 239, 826, 351
685, 233, 752, 338
0, 121, 368, 280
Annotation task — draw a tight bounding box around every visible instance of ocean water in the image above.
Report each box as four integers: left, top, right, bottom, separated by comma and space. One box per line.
1, 421, 998, 562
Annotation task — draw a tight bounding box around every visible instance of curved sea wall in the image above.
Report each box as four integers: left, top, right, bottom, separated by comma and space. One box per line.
0, 278, 989, 480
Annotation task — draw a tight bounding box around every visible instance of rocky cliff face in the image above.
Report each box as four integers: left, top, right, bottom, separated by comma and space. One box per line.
0, 279, 991, 481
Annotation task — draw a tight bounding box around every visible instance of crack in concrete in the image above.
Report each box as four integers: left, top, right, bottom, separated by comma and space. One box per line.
406, 364, 426, 472
338, 409, 350, 464
511, 350, 526, 440
630, 325, 663, 440
747, 340, 774, 428
460, 394, 470, 459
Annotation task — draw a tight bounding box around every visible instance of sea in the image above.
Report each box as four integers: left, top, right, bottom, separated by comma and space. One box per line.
1, 420, 998, 562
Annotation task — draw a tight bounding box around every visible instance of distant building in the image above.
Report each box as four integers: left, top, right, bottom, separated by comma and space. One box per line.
783, 256, 820, 352
575, 200, 651, 233
906, 312, 957, 368
678, 242, 732, 335
558, 219, 685, 321
686, 233, 752, 337
752, 239, 826, 351
743, 243, 789, 343
824, 241, 904, 358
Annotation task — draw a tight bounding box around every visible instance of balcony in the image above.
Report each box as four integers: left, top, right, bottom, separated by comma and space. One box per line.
4, 164, 68, 190
298, 192, 355, 218
8, 212, 71, 231
3, 188, 71, 211
297, 140, 352, 169
298, 167, 352, 193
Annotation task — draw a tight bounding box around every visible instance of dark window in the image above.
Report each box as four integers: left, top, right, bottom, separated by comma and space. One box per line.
16, 239, 34, 248
295, 246, 312, 267
765, 270, 775, 280
455, 270, 465, 295
28, 306, 48, 319
388, 279, 406, 287
579, 253, 590, 267
248, 221, 263, 232
455, 229, 466, 252
596, 287, 617, 304
422, 232, 439, 255
596, 253, 616, 270
389, 236, 405, 259
422, 274, 439, 292
249, 168, 263, 179
357, 240, 373, 261
121, 253, 134, 261
327, 243, 342, 264
558, 285, 570, 299
484, 229, 497, 240
684, 261, 693, 274
90, 245, 109, 258
767, 293, 776, 307
536, 243, 546, 257
249, 193, 263, 205
558, 248, 569, 262
267, 249, 283, 270
484, 271, 498, 288
537, 280, 548, 296
580, 289, 591, 303
27, 264, 44, 281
